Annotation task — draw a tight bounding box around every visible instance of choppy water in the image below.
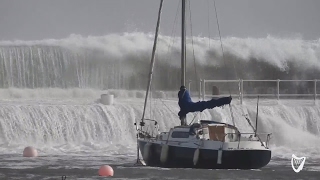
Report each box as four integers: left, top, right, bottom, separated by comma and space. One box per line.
0, 155, 319, 179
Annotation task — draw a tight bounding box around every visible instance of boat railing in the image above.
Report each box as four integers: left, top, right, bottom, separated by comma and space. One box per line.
137, 118, 160, 139
224, 132, 272, 149
190, 79, 319, 104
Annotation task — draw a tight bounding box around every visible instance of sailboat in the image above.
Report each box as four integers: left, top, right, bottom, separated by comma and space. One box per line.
135, 0, 272, 169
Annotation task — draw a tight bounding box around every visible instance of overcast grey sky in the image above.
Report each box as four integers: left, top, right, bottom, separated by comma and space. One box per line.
1, 0, 320, 41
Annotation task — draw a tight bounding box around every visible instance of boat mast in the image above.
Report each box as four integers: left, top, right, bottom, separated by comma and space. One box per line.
181, 0, 186, 86
135, 0, 164, 165
140, 0, 163, 129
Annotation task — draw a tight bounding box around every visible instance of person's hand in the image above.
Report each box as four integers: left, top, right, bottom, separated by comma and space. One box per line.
226, 96, 232, 104
216, 96, 232, 107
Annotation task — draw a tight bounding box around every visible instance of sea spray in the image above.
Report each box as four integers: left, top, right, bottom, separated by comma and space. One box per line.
0, 33, 320, 91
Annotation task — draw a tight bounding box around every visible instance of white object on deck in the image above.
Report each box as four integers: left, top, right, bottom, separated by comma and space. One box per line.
101, 94, 114, 105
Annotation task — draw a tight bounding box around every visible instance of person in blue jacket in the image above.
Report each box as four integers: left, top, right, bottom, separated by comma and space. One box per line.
178, 85, 232, 125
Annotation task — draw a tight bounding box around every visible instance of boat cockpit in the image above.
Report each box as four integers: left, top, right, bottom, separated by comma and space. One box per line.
154, 120, 242, 142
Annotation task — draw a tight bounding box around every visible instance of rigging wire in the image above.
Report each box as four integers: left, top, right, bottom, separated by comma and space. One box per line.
146, 1, 183, 127
187, 0, 199, 94
165, 0, 181, 62
159, 98, 178, 117
187, 0, 202, 122
212, 1, 259, 135
207, 0, 211, 48
136, 0, 164, 164
213, 0, 235, 126
156, 0, 180, 124
140, 0, 163, 126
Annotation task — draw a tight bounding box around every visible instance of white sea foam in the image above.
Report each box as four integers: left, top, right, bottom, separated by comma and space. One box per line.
0, 33, 320, 90
0, 88, 319, 161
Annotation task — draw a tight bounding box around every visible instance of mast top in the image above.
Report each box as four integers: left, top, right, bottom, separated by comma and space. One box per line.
181, 0, 186, 86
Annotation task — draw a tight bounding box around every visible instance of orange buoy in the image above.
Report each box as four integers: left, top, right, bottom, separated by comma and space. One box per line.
23, 146, 38, 157
98, 165, 114, 177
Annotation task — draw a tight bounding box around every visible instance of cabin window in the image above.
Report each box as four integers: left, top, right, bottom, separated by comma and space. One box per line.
171, 131, 189, 138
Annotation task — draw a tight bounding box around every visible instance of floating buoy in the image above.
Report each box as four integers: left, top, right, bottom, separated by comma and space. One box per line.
143, 143, 152, 162
100, 94, 114, 105
160, 144, 169, 164
98, 165, 114, 177
23, 146, 38, 157
193, 148, 200, 166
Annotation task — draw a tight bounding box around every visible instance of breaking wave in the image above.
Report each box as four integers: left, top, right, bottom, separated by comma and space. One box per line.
0, 33, 320, 92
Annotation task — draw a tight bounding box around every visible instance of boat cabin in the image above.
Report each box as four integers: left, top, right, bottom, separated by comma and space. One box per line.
155, 120, 240, 142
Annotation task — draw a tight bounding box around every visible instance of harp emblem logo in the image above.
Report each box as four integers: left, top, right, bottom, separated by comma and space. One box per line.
291, 154, 306, 173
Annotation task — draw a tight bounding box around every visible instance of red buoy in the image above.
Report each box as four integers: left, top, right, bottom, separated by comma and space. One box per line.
23, 146, 38, 157
98, 165, 114, 177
